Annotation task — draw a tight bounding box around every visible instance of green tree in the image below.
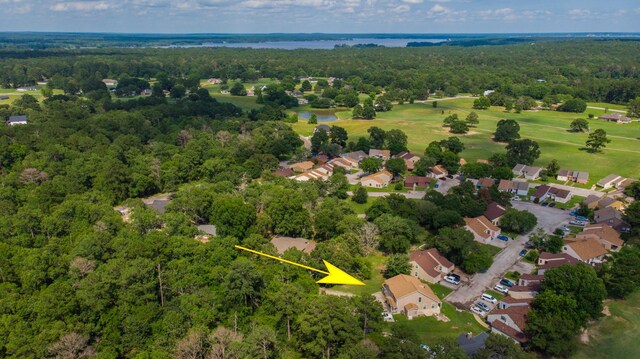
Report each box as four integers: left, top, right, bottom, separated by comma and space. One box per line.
506, 139, 540, 166
352, 185, 368, 204
442, 114, 458, 127
440, 151, 460, 173
374, 214, 416, 253
546, 159, 560, 178
330, 126, 348, 147
628, 96, 640, 117
308, 113, 318, 125
526, 291, 582, 357
367, 127, 386, 149
301, 80, 312, 92
450, 120, 469, 134
473, 96, 491, 110
413, 157, 435, 176
623, 181, 640, 199
230, 82, 247, 96
210, 195, 256, 239
385, 129, 408, 155
385, 158, 407, 178
475, 334, 537, 359
385, 254, 410, 278
466, 111, 479, 126
542, 263, 607, 321
494, 119, 521, 142
558, 98, 587, 113
440, 137, 465, 154
600, 246, 640, 299
570, 118, 589, 132
359, 157, 383, 173
585, 129, 611, 152
311, 128, 329, 153
499, 208, 537, 234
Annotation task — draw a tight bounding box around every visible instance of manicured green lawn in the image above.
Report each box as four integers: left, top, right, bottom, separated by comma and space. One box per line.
290, 99, 640, 182
430, 283, 453, 300
390, 302, 487, 345
554, 195, 585, 210
335, 254, 386, 296
345, 198, 371, 215
351, 183, 409, 193
573, 292, 640, 359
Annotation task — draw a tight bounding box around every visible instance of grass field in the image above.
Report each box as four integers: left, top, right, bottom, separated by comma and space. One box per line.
289, 99, 640, 183
573, 291, 640, 359
336, 254, 386, 296
391, 302, 487, 345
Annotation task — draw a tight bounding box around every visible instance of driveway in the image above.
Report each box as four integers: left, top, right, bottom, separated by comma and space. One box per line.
435, 178, 460, 194
447, 203, 572, 307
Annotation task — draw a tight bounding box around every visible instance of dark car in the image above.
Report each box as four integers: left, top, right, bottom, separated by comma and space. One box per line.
541, 202, 549, 207
549, 202, 556, 208
519, 249, 528, 257
500, 278, 515, 287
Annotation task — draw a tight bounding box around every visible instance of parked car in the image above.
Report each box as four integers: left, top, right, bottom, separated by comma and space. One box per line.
500, 278, 515, 287
511, 196, 521, 201
475, 301, 491, 312
481, 293, 497, 304
575, 215, 589, 222
541, 202, 549, 207
381, 312, 393, 321
549, 202, 556, 208
444, 275, 460, 285
471, 306, 487, 316
419, 343, 432, 352
519, 249, 528, 257
497, 235, 510, 241
570, 220, 586, 226
570, 210, 577, 216
494, 284, 509, 294
560, 226, 570, 232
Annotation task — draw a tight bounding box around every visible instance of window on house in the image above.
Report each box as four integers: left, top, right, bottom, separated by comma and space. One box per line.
418, 297, 422, 303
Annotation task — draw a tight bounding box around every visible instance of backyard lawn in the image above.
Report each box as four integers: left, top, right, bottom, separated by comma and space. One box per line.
335, 254, 386, 296
390, 302, 488, 345
573, 291, 640, 359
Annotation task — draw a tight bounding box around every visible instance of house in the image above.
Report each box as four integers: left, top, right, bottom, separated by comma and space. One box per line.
327, 157, 359, 170
599, 113, 632, 124
290, 161, 314, 173
361, 170, 393, 188
464, 216, 501, 243
246, 89, 255, 97
7, 115, 28, 126
273, 168, 294, 177
17, 86, 38, 92
563, 237, 609, 265
457, 332, 490, 357
270, 237, 316, 254
483, 90, 495, 96
429, 165, 448, 179
294, 166, 333, 182
315, 154, 329, 165
536, 252, 579, 274
487, 305, 530, 343
484, 202, 507, 226
594, 207, 621, 223
141, 89, 152, 96
382, 274, 442, 317
145, 199, 171, 214
497, 297, 532, 310
0, 95, 9, 100
197, 225, 217, 237
342, 151, 368, 163
583, 195, 603, 210
459, 158, 467, 166
207, 78, 222, 84
394, 151, 421, 171
498, 180, 514, 193
102, 79, 118, 87
314, 124, 331, 134
369, 149, 391, 160
557, 169, 589, 184
498, 180, 529, 196
530, 185, 572, 203
512, 164, 542, 180
508, 283, 541, 299
404, 176, 432, 190
597, 174, 625, 189
220, 90, 230, 94
477, 178, 495, 189
409, 248, 455, 284
578, 224, 624, 252
518, 274, 544, 287
297, 98, 309, 105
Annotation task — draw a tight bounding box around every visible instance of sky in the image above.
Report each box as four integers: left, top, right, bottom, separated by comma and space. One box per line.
0, 0, 639, 34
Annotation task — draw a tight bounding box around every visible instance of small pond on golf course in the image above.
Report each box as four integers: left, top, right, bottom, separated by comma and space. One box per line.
297, 111, 338, 122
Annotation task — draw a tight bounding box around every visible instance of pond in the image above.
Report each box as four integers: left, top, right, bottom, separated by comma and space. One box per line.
298, 111, 338, 122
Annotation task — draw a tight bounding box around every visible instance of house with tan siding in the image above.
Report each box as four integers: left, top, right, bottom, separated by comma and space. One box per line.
409, 248, 454, 284
361, 170, 393, 188
382, 275, 442, 318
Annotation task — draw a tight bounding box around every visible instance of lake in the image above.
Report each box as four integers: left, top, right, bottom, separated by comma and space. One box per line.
199, 38, 444, 50
298, 111, 338, 122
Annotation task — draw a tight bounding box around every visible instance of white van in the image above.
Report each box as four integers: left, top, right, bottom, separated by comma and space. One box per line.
481, 293, 497, 304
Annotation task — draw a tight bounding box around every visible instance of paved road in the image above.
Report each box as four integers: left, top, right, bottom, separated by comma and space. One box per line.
447, 202, 572, 307
299, 135, 311, 151
435, 178, 461, 194
353, 191, 427, 200
587, 106, 627, 113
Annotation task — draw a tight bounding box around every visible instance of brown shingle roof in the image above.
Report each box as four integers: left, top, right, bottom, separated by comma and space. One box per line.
274, 168, 295, 177
491, 320, 527, 343
410, 248, 454, 278
270, 237, 317, 254
484, 202, 507, 222
580, 224, 624, 247
464, 216, 499, 239
498, 179, 514, 191
490, 305, 530, 331
362, 170, 393, 184
564, 237, 608, 261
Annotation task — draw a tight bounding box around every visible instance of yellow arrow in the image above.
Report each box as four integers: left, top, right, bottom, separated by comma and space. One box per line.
234, 245, 365, 286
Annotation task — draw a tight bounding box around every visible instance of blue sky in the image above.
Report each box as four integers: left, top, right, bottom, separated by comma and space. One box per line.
0, 0, 638, 33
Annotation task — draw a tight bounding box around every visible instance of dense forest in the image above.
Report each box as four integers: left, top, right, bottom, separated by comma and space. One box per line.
1, 40, 640, 104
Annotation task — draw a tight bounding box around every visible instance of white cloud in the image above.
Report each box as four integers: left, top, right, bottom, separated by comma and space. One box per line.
568, 8, 592, 19
50, 1, 114, 12
402, 0, 423, 3
479, 7, 516, 21
392, 4, 410, 13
